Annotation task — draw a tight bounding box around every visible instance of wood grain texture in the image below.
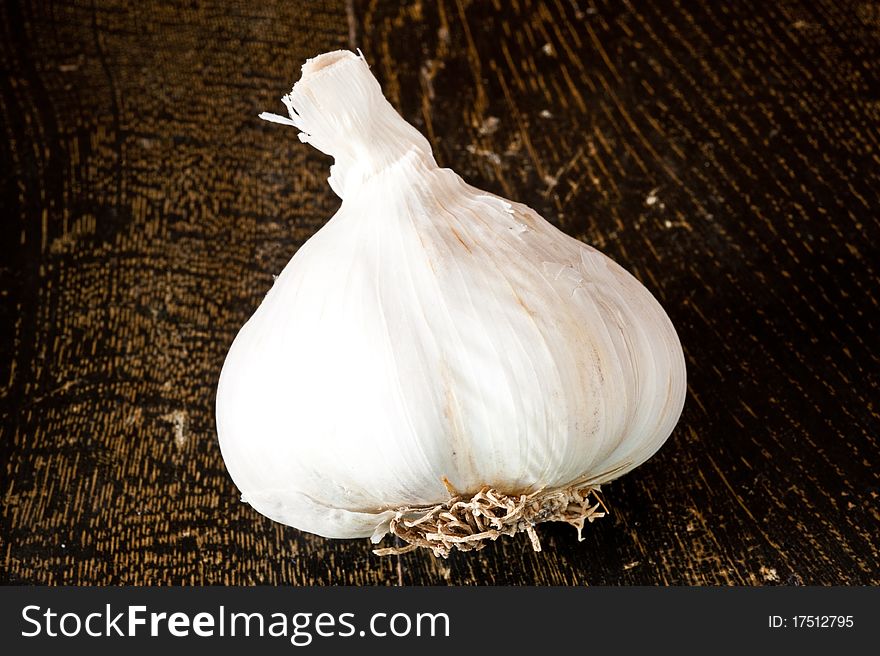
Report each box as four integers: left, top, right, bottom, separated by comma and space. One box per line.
1, 0, 878, 585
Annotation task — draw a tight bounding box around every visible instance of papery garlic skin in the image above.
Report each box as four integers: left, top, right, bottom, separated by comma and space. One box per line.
216, 50, 686, 545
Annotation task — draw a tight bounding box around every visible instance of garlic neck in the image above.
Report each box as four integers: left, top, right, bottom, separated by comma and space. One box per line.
264, 50, 437, 198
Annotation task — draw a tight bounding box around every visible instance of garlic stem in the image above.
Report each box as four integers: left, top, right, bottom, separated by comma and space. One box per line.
266, 50, 436, 198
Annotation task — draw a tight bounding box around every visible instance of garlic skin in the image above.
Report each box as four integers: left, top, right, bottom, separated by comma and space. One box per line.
216, 50, 686, 547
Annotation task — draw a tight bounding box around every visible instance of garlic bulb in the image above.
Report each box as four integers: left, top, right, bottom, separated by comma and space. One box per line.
217, 50, 686, 556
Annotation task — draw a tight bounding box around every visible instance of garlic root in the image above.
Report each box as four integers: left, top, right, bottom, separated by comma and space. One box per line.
374, 482, 608, 558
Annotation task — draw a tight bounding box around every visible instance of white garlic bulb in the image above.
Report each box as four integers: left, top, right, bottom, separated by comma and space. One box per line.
217, 50, 686, 556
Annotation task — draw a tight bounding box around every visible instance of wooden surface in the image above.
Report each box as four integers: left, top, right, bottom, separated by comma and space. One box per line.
1, 0, 878, 585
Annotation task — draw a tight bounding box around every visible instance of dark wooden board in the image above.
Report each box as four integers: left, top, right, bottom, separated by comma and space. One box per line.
1, 0, 878, 585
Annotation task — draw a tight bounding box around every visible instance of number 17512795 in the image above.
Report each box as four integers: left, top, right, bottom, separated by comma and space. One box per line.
768, 615, 854, 629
